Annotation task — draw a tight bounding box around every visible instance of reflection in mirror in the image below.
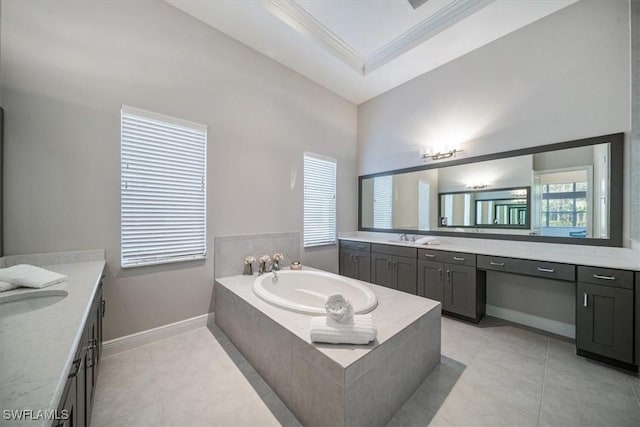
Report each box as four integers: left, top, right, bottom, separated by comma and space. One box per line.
439, 188, 530, 229
360, 140, 613, 242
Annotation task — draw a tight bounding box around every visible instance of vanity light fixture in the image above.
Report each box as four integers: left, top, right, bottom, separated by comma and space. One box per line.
421, 147, 463, 161
467, 183, 489, 190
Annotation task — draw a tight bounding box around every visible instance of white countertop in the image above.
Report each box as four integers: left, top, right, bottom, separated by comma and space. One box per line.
339, 232, 640, 271
216, 269, 440, 369
0, 252, 105, 427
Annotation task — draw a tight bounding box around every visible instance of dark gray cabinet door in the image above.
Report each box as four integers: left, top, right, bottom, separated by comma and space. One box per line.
339, 249, 356, 279
353, 251, 371, 282
371, 253, 394, 289
443, 264, 477, 318
395, 256, 417, 295
576, 282, 633, 364
418, 260, 443, 301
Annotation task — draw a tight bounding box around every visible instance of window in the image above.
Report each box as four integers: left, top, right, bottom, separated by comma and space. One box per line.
542, 182, 587, 228
121, 106, 207, 267
303, 153, 337, 248
373, 175, 393, 228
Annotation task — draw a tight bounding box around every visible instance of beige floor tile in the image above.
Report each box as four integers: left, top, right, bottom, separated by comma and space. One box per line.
92, 321, 640, 427
94, 400, 165, 427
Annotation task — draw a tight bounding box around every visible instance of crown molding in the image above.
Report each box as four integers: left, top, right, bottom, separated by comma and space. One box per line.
265, 0, 495, 76
264, 0, 364, 73
364, 0, 494, 74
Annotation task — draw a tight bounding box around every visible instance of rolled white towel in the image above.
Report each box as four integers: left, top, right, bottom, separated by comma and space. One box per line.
0, 264, 67, 289
325, 294, 354, 323
0, 281, 17, 292
309, 314, 377, 345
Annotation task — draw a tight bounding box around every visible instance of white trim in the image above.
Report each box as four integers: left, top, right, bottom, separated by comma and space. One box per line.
265, 0, 364, 73
364, 0, 493, 74
264, 0, 494, 76
102, 313, 215, 357
121, 105, 208, 132
486, 304, 575, 339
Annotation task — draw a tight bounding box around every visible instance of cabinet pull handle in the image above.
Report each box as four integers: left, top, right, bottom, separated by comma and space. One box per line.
438, 268, 442, 280
592, 274, 616, 281
424, 253, 436, 258
446, 270, 451, 281
350, 254, 354, 263
101, 300, 106, 318
583, 292, 588, 307
68, 359, 81, 378
490, 261, 505, 267
453, 256, 465, 262
536, 267, 555, 273
387, 260, 392, 269
393, 261, 397, 271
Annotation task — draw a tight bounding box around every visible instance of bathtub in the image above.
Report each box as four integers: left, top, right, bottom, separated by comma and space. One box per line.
253, 270, 378, 315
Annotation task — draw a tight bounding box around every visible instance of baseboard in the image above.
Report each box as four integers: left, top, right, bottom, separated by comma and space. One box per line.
102, 312, 215, 357
486, 304, 575, 338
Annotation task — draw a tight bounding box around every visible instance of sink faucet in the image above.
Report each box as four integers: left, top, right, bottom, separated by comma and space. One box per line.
400, 233, 408, 241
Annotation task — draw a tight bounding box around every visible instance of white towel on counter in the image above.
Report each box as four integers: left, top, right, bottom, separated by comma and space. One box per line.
324, 294, 354, 323
309, 314, 377, 345
0, 264, 67, 289
0, 280, 17, 292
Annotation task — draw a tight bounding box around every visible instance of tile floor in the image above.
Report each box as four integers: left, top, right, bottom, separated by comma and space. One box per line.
92, 316, 640, 426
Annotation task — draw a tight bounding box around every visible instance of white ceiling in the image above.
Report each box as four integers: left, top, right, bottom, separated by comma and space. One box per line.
166, 0, 577, 105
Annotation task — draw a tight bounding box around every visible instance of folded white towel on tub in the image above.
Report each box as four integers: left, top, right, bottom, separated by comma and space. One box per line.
310, 314, 377, 345
325, 294, 354, 323
0, 264, 67, 289
0, 281, 17, 292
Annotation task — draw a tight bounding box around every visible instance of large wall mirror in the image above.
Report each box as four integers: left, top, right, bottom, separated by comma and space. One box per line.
359, 133, 623, 247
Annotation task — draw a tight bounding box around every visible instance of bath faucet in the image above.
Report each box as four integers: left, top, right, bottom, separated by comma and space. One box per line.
271, 269, 278, 284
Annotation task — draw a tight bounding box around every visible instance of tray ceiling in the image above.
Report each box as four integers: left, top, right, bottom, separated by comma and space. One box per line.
166, 0, 577, 104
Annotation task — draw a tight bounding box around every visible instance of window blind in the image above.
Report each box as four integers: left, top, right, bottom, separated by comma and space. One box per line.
373, 175, 393, 228
304, 153, 337, 248
121, 106, 207, 268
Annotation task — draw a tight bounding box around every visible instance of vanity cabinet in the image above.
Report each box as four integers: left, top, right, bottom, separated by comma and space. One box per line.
418, 250, 485, 322
339, 247, 371, 282
370, 244, 417, 294
57, 279, 104, 427
576, 267, 634, 367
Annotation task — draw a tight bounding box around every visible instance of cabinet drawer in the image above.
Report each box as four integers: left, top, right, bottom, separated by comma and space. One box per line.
339, 240, 370, 252
578, 267, 633, 290
478, 255, 575, 281
419, 249, 475, 267
371, 243, 417, 258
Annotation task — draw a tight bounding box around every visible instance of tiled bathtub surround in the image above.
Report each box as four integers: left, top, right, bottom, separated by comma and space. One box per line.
215, 271, 441, 426
213, 232, 300, 278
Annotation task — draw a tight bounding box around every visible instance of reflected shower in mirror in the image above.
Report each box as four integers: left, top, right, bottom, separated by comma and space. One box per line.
359, 134, 621, 246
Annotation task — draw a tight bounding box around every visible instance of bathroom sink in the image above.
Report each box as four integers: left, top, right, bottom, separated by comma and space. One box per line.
0, 290, 68, 319
387, 239, 417, 244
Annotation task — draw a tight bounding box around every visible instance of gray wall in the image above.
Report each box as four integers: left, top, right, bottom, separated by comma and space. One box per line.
632, 0, 640, 243
1, 0, 357, 340
358, 0, 631, 242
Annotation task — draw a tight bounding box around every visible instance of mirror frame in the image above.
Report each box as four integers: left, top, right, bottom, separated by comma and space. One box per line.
438, 186, 531, 230
358, 133, 624, 247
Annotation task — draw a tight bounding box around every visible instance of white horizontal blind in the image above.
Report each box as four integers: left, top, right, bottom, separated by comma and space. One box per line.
373, 175, 393, 228
121, 106, 207, 268
304, 153, 337, 248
